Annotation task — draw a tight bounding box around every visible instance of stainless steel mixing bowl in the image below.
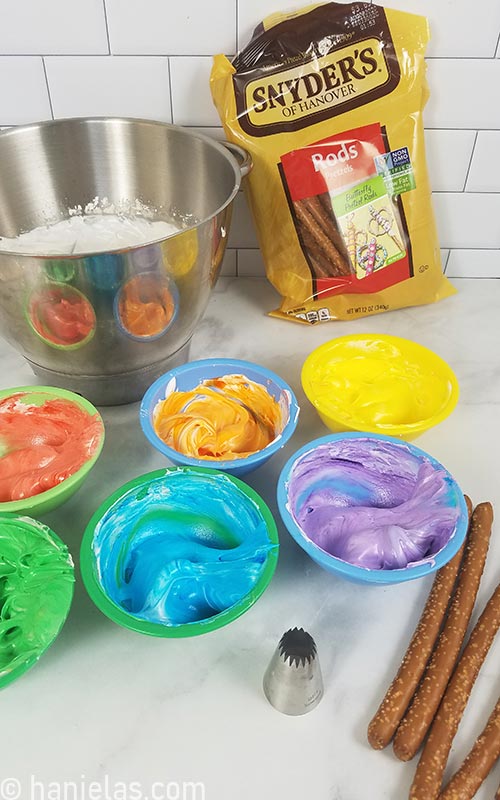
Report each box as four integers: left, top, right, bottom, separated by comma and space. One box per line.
0, 117, 251, 405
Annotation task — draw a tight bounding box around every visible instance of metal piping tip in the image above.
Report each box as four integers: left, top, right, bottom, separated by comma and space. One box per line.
263, 627, 323, 716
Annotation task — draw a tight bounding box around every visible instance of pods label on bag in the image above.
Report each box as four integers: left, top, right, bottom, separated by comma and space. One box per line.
279, 122, 410, 296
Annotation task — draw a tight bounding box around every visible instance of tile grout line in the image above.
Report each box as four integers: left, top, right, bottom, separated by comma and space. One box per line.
1, 54, 497, 62
102, 0, 112, 55
442, 250, 451, 273
1, 123, 494, 135
0, 53, 228, 59
461, 130, 479, 192
448, 276, 500, 280
0, 52, 111, 57
425, 55, 500, 60
495, 30, 500, 58
167, 58, 174, 125
425, 127, 500, 132
41, 57, 55, 120
0, 52, 498, 60
432, 188, 500, 195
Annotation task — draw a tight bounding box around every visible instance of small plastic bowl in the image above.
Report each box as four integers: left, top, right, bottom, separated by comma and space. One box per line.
301, 334, 459, 440
140, 358, 300, 477
277, 432, 468, 586
80, 467, 279, 637
0, 514, 74, 689
0, 386, 105, 516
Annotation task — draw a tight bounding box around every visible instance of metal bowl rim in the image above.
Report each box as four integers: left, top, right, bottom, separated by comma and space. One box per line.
0, 116, 243, 258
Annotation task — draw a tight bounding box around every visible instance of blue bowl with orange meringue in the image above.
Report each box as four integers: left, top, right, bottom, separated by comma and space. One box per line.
140, 358, 299, 477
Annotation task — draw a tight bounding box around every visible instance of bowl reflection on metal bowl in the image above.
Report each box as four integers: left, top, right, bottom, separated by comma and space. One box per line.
114, 272, 179, 342
26, 282, 96, 350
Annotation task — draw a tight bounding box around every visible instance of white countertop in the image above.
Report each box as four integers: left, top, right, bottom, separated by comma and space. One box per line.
1, 277, 499, 800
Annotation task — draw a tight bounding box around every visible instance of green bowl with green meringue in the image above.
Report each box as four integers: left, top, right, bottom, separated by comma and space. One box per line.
0, 514, 74, 689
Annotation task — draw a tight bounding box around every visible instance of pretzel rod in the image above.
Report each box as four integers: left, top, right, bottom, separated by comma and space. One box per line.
368, 552, 465, 749
315, 192, 346, 241
367, 496, 472, 751
317, 190, 340, 223
301, 195, 351, 260
294, 200, 347, 275
393, 503, 494, 762
301, 194, 337, 239
410, 580, 500, 799
308, 253, 332, 279
293, 199, 352, 277
300, 225, 339, 278
438, 696, 500, 800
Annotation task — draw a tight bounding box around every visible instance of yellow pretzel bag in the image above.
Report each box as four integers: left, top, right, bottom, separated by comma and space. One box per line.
210, 2, 455, 322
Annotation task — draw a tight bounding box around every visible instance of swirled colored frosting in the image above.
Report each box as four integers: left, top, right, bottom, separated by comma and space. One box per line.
29, 285, 95, 347
0, 393, 103, 502
0, 516, 74, 685
305, 337, 454, 427
118, 274, 175, 338
153, 374, 283, 460
287, 438, 462, 570
93, 471, 277, 625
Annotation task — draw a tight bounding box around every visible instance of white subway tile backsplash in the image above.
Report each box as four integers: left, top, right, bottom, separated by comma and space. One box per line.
376, 0, 500, 57
424, 130, 476, 192
106, 0, 235, 56
0, 57, 51, 124
238, 0, 313, 49
238, 0, 500, 57
227, 193, 258, 249
170, 57, 220, 126
0, 0, 108, 55
237, 249, 266, 277
425, 59, 500, 130
447, 249, 500, 278
466, 131, 500, 192
432, 193, 500, 249
0, 1, 498, 275
45, 56, 172, 122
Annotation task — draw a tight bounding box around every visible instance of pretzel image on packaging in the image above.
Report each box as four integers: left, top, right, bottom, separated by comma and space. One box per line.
211, 1, 455, 322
